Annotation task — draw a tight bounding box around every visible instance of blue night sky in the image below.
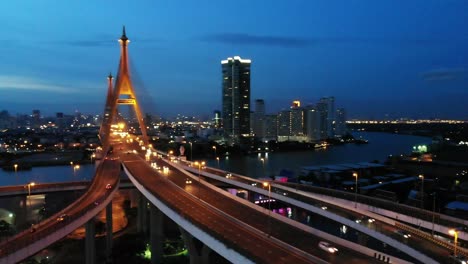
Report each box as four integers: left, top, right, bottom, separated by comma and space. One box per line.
0, 0, 467, 119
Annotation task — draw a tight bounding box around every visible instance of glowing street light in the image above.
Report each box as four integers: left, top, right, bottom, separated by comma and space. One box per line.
353, 172, 358, 208
14, 164, 18, 173
216, 157, 220, 168
212, 146, 217, 158
189, 142, 193, 161
263, 181, 272, 236
449, 229, 460, 257
73, 164, 80, 178
419, 174, 424, 209
194, 161, 205, 199
260, 158, 265, 177
27, 182, 35, 196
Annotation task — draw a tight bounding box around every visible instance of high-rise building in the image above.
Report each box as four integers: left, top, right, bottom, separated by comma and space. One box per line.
290, 101, 304, 136
306, 107, 322, 141
316, 97, 335, 138
335, 108, 347, 136
32, 109, 41, 128
264, 114, 277, 141
252, 99, 265, 138
277, 110, 291, 137
221, 56, 251, 137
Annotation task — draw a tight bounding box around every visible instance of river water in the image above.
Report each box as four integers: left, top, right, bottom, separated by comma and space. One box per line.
0, 132, 430, 186
206, 132, 431, 179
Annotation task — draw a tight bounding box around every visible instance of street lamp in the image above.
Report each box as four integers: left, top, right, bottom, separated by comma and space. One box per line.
260, 158, 265, 177
91, 153, 95, 163
216, 157, 220, 168
449, 229, 460, 257
263, 182, 272, 236
27, 182, 35, 196
212, 146, 217, 158
14, 164, 18, 173
353, 172, 358, 208
189, 142, 193, 161
194, 161, 205, 199
27, 182, 35, 223
73, 165, 80, 178
419, 174, 424, 209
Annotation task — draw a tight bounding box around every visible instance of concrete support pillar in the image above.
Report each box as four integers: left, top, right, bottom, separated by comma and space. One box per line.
149, 204, 164, 264
137, 194, 148, 233
201, 244, 212, 264
85, 219, 96, 264
106, 201, 113, 262
179, 227, 210, 264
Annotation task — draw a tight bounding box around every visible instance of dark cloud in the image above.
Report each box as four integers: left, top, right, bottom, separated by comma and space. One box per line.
200, 33, 311, 48
201, 33, 468, 48
420, 68, 467, 81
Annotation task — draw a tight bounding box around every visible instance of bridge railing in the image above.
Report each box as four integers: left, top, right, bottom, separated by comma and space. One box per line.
280, 182, 467, 230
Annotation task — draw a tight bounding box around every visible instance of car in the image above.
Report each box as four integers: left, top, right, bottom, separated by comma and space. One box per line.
56, 214, 68, 222
106, 184, 112, 190
318, 241, 338, 253
395, 230, 411, 238
185, 179, 192, 184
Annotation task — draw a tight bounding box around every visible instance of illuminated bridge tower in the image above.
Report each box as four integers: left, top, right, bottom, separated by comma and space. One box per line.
99, 73, 114, 143
101, 26, 149, 149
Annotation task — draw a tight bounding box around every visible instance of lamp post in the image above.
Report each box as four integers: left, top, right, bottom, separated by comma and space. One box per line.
212, 146, 217, 158
419, 174, 424, 209
14, 164, 18, 184
189, 142, 193, 161
353, 172, 358, 208
73, 165, 80, 178
27, 182, 35, 197
260, 158, 265, 177
216, 157, 220, 168
27, 182, 35, 223
449, 229, 460, 257
194, 161, 205, 199
263, 182, 271, 236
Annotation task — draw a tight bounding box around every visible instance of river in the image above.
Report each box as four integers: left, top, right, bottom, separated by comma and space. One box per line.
0, 132, 431, 186
205, 132, 431, 179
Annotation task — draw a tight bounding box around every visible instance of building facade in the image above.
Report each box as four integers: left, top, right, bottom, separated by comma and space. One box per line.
221, 56, 251, 137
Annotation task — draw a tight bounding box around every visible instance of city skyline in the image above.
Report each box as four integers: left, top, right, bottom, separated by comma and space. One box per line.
0, 1, 467, 119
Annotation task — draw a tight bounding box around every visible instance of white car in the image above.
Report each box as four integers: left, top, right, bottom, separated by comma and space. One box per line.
318, 241, 338, 253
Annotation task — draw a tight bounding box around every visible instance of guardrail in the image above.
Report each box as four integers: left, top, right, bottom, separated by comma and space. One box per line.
395, 222, 468, 258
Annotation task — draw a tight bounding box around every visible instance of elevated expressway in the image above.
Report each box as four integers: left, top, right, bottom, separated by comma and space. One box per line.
0, 160, 121, 264
116, 139, 389, 264
182, 162, 465, 263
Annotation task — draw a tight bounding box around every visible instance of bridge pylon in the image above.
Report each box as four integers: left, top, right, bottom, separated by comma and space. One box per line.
100, 26, 149, 150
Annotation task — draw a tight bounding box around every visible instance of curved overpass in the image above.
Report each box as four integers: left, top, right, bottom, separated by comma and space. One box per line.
0, 160, 121, 264
118, 141, 380, 264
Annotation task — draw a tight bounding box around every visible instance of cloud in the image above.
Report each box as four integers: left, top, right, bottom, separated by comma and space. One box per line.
200, 33, 311, 48
420, 68, 467, 81
0, 75, 84, 93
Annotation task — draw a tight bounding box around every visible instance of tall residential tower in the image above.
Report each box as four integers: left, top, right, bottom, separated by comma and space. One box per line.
221, 56, 251, 137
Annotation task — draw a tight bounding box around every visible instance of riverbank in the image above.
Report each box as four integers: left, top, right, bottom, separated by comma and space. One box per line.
1, 151, 93, 171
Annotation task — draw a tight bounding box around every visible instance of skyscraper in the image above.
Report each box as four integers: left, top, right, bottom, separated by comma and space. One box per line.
221, 56, 251, 137
253, 99, 265, 138
335, 108, 347, 136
